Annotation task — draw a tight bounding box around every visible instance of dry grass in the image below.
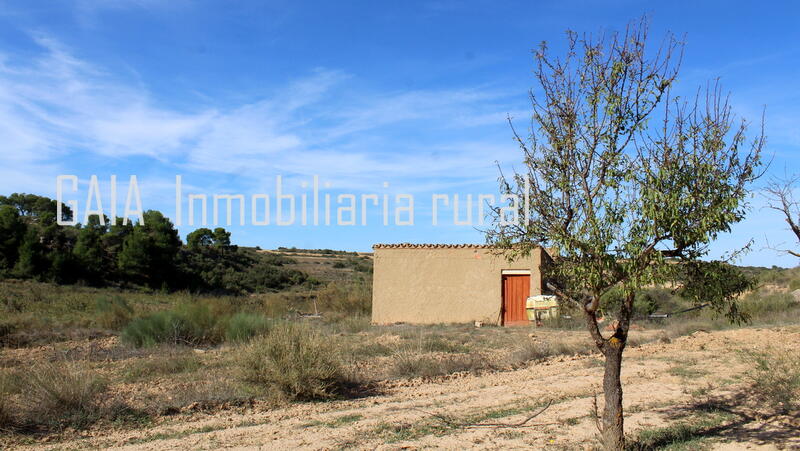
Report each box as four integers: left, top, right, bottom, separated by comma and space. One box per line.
390, 352, 491, 379
0, 375, 12, 432
122, 350, 202, 382
5, 360, 111, 431
239, 322, 351, 401
743, 347, 800, 413
507, 338, 595, 367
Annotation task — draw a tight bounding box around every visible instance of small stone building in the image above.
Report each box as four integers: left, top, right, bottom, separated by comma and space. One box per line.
371, 244, 551, 326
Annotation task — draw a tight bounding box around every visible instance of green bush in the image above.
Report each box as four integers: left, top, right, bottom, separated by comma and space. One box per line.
121, 299, 235, 347
225, 312, 271, 343
239, 323, 348, 401
93, 296, 134, 330
176, 301, 224, 344
121, 311, 194, 347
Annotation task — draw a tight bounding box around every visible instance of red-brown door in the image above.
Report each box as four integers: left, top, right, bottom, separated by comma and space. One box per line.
502, 274, 530, 326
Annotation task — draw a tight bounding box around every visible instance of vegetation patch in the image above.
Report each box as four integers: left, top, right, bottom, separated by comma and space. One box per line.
302, 413, 363, 428
507, 339, 594, 366
239, 322, 351, 401
224, 312, 272, 343
742, 347, 800, 413
627, 410, 735, 450
390, 353, 491, 379
121, 302, 272, 347
122, 352, 202, 382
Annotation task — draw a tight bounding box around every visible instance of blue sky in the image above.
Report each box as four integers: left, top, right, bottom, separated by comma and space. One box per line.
0, 0, 798, 267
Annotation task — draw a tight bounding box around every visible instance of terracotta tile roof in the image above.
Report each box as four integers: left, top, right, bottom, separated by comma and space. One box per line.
372, 243, 493, 249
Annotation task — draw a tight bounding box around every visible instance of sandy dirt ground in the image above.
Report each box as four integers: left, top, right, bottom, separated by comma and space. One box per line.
14, 327, 800, 450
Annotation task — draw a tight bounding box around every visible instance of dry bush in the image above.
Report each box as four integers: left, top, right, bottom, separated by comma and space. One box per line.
239, 322, 349, 401
744, 348, 800, 413
316, 278, 371, 316
22, 360, 108, 430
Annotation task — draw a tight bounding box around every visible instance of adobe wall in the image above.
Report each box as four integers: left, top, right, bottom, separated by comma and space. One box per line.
371, 246, 546, 325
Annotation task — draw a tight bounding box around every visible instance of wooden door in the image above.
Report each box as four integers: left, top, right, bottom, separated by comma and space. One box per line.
502, 274, 530, 325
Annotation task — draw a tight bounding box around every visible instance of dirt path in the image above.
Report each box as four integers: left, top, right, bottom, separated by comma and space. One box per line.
23, 327, 800, 450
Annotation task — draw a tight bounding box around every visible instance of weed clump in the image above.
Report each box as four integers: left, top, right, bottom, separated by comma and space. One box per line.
239, 322, 349, 401
744, 348, 800, 413
316, 278, 371, 316
24, 361, 108, 430
121, 301, 272, 347
121, 311, 197, 347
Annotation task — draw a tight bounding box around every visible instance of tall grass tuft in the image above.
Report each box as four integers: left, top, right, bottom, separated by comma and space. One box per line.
93, 296, 134, 330
239, 322, 348, 401
121, 311, 195, 347
225, 312, 271, 343
316, 278, 371, 316
121, 299, 233, 347
24, 361, 108, 429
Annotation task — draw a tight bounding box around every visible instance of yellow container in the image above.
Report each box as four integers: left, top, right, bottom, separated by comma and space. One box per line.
526, 295, 559, 320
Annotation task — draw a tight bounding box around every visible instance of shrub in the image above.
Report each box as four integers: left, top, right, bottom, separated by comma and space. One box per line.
225, 312, 271, 343
24, 361, 107, 429
93, 296, 134, 330
121, 300, 233, 347
744, 348, 800, 413
239, 323, 347, 401
316, 279, 371, 315
121, 311, 194, 347
176, 301, 224, 344
741, 292, 797, 318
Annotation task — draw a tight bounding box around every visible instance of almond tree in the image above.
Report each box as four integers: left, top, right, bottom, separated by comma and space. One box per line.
764, 175, 800, 258
488, 19, 764, 449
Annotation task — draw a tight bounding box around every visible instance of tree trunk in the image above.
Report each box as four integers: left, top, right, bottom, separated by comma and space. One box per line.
601, 339, 625, 450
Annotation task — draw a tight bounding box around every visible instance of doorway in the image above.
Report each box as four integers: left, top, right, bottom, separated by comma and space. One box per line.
502, 274, 530, 325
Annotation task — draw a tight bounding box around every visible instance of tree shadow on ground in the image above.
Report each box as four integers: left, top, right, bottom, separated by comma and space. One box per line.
627, 388, 800, 450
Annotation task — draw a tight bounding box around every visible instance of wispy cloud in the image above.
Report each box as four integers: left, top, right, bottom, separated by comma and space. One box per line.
0, 34, 523, 195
